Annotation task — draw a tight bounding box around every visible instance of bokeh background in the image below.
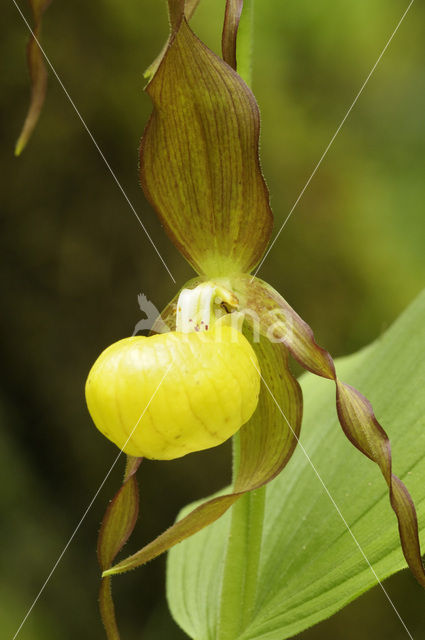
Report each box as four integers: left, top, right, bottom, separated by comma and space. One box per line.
1, 0, 424, 638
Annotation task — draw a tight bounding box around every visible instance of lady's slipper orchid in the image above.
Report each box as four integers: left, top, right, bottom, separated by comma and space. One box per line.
84, 1, 425, 637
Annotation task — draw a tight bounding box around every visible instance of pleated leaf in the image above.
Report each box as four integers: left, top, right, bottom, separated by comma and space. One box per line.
167, 287, 425, 639
103, 329, 301, 577
140, 15, 273, 276
15, 0, 52, 155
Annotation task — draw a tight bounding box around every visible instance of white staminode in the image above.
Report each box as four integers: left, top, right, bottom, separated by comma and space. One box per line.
176, 282, 242, 335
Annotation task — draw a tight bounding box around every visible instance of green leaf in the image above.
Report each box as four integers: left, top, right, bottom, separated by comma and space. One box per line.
15, 0, 52, 156
167, 289, 425, 639
140, 19, 273, 276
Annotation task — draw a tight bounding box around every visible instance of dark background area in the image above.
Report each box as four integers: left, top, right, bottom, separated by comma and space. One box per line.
1, 0, 424, 638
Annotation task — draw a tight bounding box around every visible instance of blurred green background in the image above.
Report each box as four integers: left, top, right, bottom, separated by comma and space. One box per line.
1, 0, 424, 638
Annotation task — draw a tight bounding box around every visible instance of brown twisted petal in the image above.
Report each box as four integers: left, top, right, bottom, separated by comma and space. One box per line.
336, 382, 425, 587
232, 273, 425, 588
222, 0, 244, 70
97, 456, 142, 639
15, 0, 52, 155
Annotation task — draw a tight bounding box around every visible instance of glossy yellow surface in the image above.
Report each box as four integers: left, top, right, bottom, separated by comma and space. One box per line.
85, 327, 260, 459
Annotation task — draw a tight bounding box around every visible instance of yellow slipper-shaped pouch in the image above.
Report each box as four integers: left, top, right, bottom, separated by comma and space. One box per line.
86, 303, 260, 460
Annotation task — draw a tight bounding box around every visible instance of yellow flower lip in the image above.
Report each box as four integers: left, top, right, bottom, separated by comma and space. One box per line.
86, 326, 260, 460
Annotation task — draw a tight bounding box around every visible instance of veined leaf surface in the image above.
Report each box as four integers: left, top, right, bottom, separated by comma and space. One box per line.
167, 289, 425, 639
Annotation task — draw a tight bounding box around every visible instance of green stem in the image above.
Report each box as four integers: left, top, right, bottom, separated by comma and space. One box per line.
218, 435, 266, 639
218, 7, 265, 634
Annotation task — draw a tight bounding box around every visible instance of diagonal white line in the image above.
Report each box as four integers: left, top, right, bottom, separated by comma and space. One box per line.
251, 358, 414, 639
252, 0, 415, 281
11, 362, 173, 640
11, 0, 176, 284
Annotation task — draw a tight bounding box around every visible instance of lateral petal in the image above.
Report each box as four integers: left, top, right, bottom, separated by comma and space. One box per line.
232, 273, 425, 588
15, 0, 52, 155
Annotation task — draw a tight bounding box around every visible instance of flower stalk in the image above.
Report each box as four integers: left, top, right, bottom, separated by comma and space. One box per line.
219, 438, 266, 638
219, 4, 267, 635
